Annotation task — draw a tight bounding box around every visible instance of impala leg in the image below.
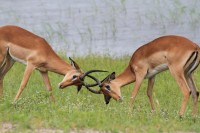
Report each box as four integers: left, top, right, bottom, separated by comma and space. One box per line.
185, 74, 199, 117
13, 63, 35, 103
0, 48, 8, 98
0, 62, 15, 98
190, 74, 199, 97
40, 71, 55, 102
169, 67, 190, 117
0, 57, 15, 99
147, 76, 156, 111
0, 68, 5, 98
130, 71, 145, 105
0, 79, 3, 98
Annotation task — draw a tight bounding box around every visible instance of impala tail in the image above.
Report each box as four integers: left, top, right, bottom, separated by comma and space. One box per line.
184, 50, 199, 75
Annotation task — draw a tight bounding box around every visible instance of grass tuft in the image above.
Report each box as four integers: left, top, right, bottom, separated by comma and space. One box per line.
0, 55, 200, 132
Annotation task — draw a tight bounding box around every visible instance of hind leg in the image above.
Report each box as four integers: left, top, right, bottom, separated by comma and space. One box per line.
169, 66, 191, 117
0, 55, 15, 97
0, 47, 13, 98
185, 73, 199, 117
0, 80, 3, 98
0, 58, 15, 98
184, 52, 199, 118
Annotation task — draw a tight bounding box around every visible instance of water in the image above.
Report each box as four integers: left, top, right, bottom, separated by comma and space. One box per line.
0, 0, 200, 57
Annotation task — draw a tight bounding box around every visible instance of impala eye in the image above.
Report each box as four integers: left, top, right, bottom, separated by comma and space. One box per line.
72, 75, 78, 81
105, 85, 111, 92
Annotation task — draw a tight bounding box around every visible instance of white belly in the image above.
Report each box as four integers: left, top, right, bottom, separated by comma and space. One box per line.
9, 51, 27, 65
145, 64, 168, 78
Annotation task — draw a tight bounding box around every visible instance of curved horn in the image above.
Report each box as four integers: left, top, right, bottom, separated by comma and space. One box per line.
82, 75, 102, 94
84, 72, 116, 87
84, 75, 101, 87
86, 73, 112, 87
84, 85, 101, 94
80, 70, 108, 80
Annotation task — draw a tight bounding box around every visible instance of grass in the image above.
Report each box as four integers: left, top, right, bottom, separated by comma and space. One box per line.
1, 55, 200, 133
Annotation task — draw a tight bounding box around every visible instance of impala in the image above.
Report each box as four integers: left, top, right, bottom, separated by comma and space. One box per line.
0, 25, 104, 103
86, 35, 200, 117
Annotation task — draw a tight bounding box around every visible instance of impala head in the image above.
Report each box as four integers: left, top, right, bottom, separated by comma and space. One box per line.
58, 57, 83, 90
85, 72, 122, 104
58, 57, 107, 93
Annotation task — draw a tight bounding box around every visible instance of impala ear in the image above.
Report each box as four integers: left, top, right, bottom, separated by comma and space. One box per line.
109, 72, 116, 80
104, 94, 111, 105
101, 72, 115, 83
77, 85, 82, 93
69, 57, 80, 70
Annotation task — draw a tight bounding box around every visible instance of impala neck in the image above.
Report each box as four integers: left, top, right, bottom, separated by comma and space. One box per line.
46, 54, 72, 75
113, 65, 136, 87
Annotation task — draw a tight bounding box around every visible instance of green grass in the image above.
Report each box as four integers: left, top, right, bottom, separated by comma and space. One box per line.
1, 55, 200, 133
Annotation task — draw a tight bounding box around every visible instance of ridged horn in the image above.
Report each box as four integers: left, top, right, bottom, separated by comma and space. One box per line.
80, 70, 108, 81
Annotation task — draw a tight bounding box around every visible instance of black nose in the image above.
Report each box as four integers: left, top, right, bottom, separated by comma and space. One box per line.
59, 84, 64, 89
118, 97, 123, 102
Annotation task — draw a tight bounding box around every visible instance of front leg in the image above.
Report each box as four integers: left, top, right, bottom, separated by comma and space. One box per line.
13, 63, 35, 103
40, 71, 55, 102
130, 77, 143, 104
147, 76, 156, 111
130, 70, 146, 105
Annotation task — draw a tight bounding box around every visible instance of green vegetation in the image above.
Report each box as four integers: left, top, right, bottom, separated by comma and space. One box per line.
0, 55, 200, 132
